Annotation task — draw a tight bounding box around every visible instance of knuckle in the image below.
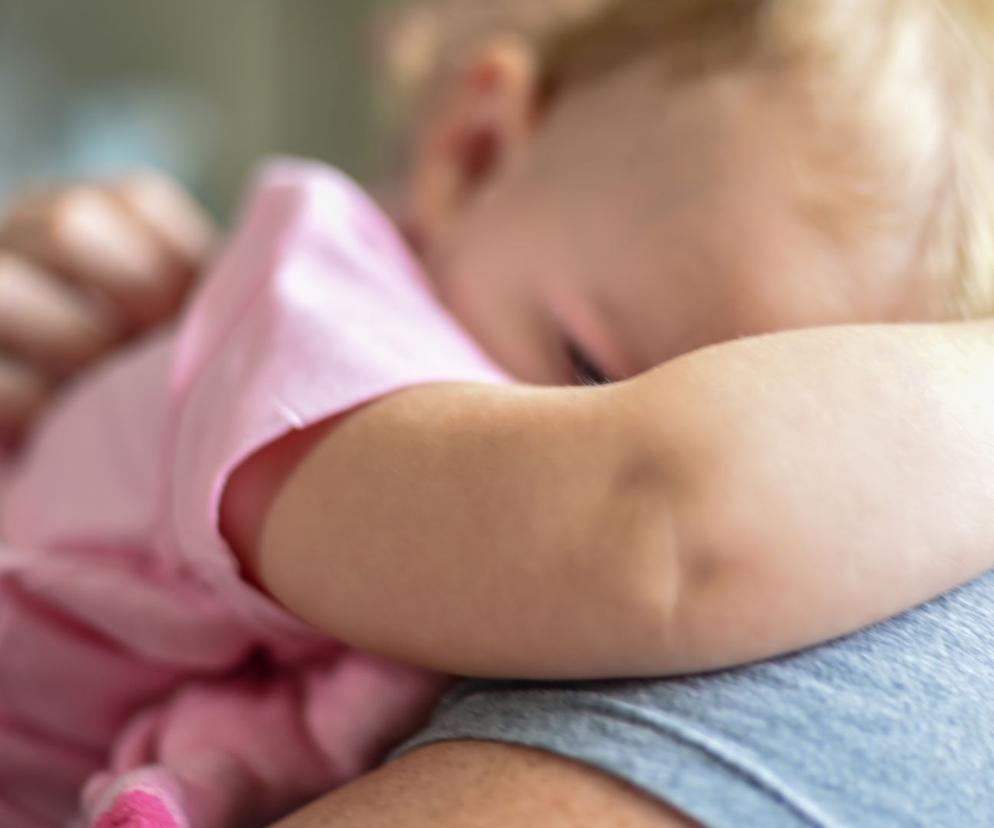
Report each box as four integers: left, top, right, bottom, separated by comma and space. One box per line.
48, 186, 104, 243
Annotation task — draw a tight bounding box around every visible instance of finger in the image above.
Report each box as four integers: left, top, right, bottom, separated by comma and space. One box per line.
0, 252, 117, 373
0, 354, 49, 437
110, 171, 216, 267
105, 172, 218, 326
1, 186, 187, 328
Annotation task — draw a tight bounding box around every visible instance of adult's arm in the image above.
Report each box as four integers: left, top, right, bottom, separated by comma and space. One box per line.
223, 320, 994, 678
270, 741, 696, 828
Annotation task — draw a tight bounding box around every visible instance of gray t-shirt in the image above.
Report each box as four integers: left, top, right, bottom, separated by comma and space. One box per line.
395, 570, 994, 827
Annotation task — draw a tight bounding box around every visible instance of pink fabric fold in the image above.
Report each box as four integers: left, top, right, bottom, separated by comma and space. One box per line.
0, 159, 508, 827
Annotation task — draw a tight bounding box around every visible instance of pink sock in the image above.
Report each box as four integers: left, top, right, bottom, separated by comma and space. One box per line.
87, 768, 188, 828
92, 790, 183, 828
84, 756, 263, 828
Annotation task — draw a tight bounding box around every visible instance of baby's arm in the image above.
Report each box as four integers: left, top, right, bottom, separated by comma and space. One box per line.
223, 319, 994, 679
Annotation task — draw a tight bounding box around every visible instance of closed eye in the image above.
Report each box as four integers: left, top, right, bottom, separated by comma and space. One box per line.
567, 341, 612, 386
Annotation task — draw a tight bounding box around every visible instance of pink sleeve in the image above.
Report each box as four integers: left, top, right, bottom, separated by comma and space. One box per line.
0, 161, 498, 825
4, 160, 509, 651
166, 160, 510, 640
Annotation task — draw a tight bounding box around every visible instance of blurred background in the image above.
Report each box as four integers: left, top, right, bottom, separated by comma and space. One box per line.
0, 0, 405, 219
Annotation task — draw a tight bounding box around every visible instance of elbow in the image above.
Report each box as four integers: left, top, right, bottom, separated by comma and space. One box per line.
594, 460, 696, 677
594, 391, 731, 678
605, 490, 741, 678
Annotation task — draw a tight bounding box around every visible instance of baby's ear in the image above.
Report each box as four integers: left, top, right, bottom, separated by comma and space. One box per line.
405, 36, 541, 245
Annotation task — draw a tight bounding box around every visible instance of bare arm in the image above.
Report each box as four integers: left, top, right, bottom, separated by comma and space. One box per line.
223, 320, 994, 678
223, 380, 672, 679
631, 320, 994, 673
271, 742, 695, 828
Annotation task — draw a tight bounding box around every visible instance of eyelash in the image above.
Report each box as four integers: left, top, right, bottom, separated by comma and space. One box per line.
567, 342, 612, 386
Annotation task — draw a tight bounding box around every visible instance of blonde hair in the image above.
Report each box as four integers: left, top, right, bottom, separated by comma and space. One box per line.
382, 0, 994, 318
377, 0, 610, 121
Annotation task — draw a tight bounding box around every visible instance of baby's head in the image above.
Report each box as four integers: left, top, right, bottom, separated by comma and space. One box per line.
387, 0, 994, 384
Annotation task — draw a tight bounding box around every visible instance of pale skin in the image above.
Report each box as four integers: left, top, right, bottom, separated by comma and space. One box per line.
5, 39, 994, 828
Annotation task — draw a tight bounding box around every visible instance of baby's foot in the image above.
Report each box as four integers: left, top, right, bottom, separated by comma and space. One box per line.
92, 790, 184, 828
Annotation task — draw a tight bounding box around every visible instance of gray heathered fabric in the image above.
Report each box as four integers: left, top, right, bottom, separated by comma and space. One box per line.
394, 571, 994, 827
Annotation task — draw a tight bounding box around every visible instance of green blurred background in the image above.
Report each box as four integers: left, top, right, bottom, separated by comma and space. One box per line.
0, 0, 404, 217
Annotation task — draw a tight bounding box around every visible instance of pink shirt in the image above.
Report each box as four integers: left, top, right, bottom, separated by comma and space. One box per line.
0, 160, 509, 826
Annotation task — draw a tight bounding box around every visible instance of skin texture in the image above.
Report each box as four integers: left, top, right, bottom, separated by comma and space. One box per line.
271, 742, 698, 828
226, 382, 685, 680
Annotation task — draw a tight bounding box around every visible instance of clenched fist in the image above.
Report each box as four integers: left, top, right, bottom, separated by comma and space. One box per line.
0, 172, 214, 440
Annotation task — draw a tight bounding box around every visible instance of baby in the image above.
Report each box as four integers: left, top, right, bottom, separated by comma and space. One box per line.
4, 0, 994, 826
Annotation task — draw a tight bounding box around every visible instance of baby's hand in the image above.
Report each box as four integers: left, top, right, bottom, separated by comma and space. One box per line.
0, 172, 214, 440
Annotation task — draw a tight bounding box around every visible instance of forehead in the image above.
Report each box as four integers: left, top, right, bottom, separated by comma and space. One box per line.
526, 58, 928, 367
531, 57, 796, 211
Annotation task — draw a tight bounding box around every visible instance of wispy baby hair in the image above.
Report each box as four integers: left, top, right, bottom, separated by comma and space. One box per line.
383, 0, 994, 317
